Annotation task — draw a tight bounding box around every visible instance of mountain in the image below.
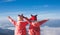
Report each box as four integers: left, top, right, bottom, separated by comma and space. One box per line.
0, 28, 14, 35
0, 33, 7, 35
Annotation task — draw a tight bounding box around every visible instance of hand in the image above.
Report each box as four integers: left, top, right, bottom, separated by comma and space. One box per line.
8, 16, 11, 18
22, 15, 26, 18
22, 15, 25, 18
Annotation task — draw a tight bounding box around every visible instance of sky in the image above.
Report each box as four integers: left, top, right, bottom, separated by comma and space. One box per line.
0, 0, 60, 21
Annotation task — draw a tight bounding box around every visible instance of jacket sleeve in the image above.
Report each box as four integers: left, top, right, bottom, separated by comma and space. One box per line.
8, 16, 16, 26
23, 17, 32, 24
37, 19, 49, 25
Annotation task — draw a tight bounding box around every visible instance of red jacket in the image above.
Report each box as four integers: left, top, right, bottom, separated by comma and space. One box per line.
24, 15, 48, 35
29, 20, 48, 35
8, 17, 28, 35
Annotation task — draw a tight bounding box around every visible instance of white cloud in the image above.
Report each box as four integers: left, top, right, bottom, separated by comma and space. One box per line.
0, 0, 16, 2
41, 27, 60, 35
2, 26, 60, 35
38, 13, 60, 20
0, 11, 60, 21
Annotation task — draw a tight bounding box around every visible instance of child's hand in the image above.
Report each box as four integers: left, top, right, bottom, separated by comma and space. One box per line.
8, 16, 11, 18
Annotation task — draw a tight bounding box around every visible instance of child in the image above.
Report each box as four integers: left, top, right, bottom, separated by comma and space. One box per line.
8, 14, 28, 35
23, 15, 49, 35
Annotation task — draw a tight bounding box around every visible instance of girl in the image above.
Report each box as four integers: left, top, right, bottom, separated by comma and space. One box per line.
8, 14, 28, 35
23, 15, 49, 35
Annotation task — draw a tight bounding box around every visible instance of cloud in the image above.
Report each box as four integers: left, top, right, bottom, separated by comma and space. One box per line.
0, 0, 16, 2
0, 11, 60, 21
38, 13, 60, 20
5, 0, 16, 2
1, 26, 60, 35
41, 26, 60, 35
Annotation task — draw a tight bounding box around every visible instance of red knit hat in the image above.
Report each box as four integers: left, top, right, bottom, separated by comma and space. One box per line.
30, 15, 37, 21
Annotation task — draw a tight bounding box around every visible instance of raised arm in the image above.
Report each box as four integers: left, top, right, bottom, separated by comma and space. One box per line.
8, 16, 16, 26
38, 19, 49, 25
23, 17, 31, 24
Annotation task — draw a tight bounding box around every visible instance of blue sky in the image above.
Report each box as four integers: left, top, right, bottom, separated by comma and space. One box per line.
0, 0, 60, 21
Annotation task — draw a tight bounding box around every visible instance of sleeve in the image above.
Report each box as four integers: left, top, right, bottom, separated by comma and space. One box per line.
8, 16, 16, 26
24, 21, 28, 25
37, 19, 49, 25
23, 17, 32, 24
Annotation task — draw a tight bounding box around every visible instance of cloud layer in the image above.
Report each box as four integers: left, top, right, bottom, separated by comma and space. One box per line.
41, 27, 60, 35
